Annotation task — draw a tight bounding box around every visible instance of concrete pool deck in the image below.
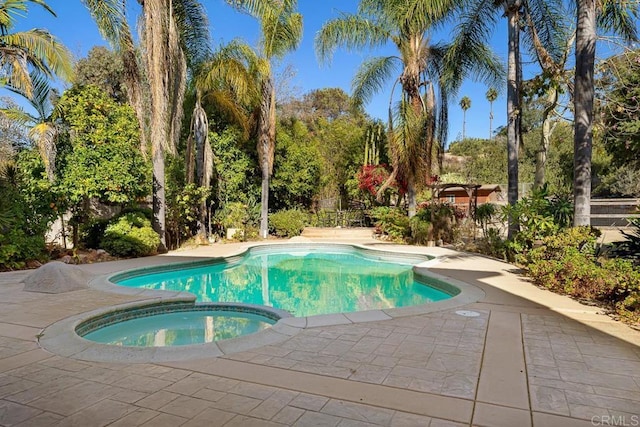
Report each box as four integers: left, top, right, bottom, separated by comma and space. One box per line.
0, 235, 639, 426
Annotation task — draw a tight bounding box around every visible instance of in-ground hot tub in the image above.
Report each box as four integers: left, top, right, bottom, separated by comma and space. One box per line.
77, 301, 289, 347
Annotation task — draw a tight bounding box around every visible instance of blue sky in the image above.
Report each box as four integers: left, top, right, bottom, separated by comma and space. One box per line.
13, 0, 541, 145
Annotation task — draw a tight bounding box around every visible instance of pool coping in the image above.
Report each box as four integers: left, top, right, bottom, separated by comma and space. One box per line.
38, 242, 485, 363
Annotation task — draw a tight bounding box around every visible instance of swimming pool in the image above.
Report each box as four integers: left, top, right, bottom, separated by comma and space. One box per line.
111, 244, 455, 317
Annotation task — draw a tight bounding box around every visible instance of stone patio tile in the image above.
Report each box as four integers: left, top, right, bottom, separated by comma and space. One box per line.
428, 418, 468, 427
529, 385, 570, 415
225, 414, 286, 427
110, 388, 148, 404
392, 340, 434, 359
381, 375, 412, 388
576, 342, 638, 360
350, 337, 382, 354
338, 351, 376, 364
68, 366, 131, 385
112, 374, 173, 394
426, 353, 481, 375
289, 393, 329, 411
559, 369, 640, 391
370, 356, 398, 368
181, 408, 235, 427
272, 406, 305, 425
108, 408, 159, 427
39, 357, 91, 373
568, 404, 611, 421
564, 390, 640, 414
249, 392, 297, 420
27, 381, 119, 416
192, 388, 226, 402
17, 367, 70, 384
13, 411, 63, 427
408, 377, 445, 394
263, 357, 298, 369
320, 340, 356, 356
140, 413, 187, 426
529, 377, 594, 393
5, 376, 82, 404
527, 364, 561, 380
203, 376, 240, 393
348, 365, 391, 384
372, 344, 396, 356
163, 375, 212, 396
209, 393, 261, 414
294, 411, 342, 427
287, 351, 339, 365
388, 411, 432, 426
364, 328, 392, 339
137, 390, 181, 410
592, 386, 640, 401
582, 355, 640, 376
321, 399, 394, 425
55, 398, 136, 427
0, 399, 42, 426
0, 378, 40, 400
160, 395, 211, 418
440, 374, 477, 399
230, 382, 277, 400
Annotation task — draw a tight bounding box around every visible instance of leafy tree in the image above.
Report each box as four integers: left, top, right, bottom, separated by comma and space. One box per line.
226, 0, 303, 238
55, 85, 150, 244
271, 119, 322, 210
316, 0, 501, 218
74, 46, 126, 103
573, 0, 638, 226
0, 0, 73, 98
600, 49, 640, 169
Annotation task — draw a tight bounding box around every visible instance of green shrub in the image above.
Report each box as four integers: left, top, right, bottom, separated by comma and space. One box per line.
369, 207, 410, 242
521, 226, 599, 266
101, 212, 160, 257
269, 209, 307, 238
79, 218, 110, 249
409, 216, 431, 245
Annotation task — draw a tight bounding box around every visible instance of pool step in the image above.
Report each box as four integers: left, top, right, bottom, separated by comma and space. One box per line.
301, 227, 375, 239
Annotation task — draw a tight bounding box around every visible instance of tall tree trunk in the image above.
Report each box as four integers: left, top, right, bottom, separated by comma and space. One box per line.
258, 75, 276, 238
489, 102, 494, 140
506, 2, 522, 239
462, 110, 466, 140
534, 86, 559, 188
573, 0, 596, 227
145, 0, 171, 252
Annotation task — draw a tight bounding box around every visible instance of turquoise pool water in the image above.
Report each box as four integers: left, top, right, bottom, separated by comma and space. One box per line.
115, 246, 453, 317
83, 310, 274, 346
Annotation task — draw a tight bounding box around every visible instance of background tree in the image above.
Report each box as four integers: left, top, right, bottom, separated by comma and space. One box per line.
316, 0, 501, 218
74, 46, 126, 103
448, 0, 564, 238
0, 0, 73, 98
485, 88, 498, 139
459, 96, 471, 140
225, 0, 303, 238
573, 0, 638, 226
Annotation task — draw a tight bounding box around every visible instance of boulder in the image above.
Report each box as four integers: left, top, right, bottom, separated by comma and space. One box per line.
22, 261, 91, 293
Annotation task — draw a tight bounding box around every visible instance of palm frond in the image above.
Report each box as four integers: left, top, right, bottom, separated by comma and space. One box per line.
172, 0, 211, 68
2, 28, 74, 82
444, 0, 503, 89
396, 0, 460, 32
598, 0, 639, 42
523, 0, 570, 66
262, 11, 303, 59
315, 14, 392, 64
80, 0, 130, 50
352, 56, 400, 106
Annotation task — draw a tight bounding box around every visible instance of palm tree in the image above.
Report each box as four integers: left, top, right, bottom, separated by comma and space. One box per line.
1, 75, 59, 182
459, 96, 471, 140
225, 0, 303, 238
0, 0, 73, 99
573, 0, 638, 226
448, 0, 564, 238
82, 0, 210, 251
485, 87, 498, 139
316, 0, 501, 218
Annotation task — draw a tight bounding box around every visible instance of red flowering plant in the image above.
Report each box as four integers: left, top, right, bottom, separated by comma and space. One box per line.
357, 164, 405, 206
